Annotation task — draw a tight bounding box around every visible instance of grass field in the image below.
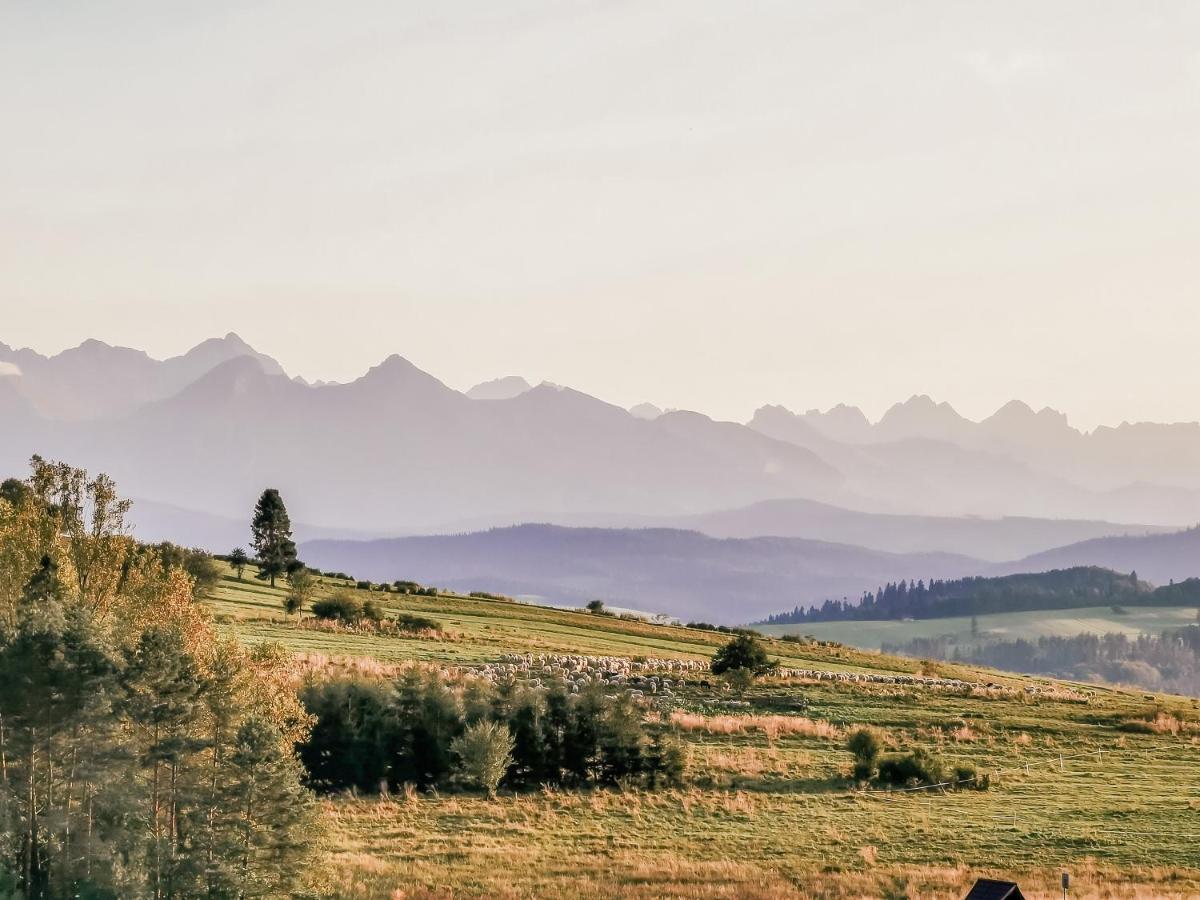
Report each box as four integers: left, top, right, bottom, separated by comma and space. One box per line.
210, 566, 1200, 898
760, 605, 1200, 650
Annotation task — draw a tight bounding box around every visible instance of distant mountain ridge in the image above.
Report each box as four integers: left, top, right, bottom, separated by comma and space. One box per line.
5, 331, 1200, 626
1, 343, 842, 536
0, 333, 284, 421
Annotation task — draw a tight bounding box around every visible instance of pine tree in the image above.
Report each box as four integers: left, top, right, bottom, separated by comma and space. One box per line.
250, 490, 298, 588
223, 718, 318, 898
229, 547, 249, 581
122, 626, 207, 899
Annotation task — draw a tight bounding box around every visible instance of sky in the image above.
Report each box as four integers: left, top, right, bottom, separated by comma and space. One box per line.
2, 1, 1199, 429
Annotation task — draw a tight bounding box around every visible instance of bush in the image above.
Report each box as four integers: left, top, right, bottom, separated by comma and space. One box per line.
355, 581, 372, 591
586, 599, 607, 615
393, 580, 422, 593
951, 764, 989, 790
711, 634, 776, 677
644, 734, 686, 788
452, 721, 515, 797
152, 542, 222, 599
395, 613, 441, 633
361, 599, 385, 623
469, 590, 512, 602
847, 727, 883, 781
876, 748, 945, 788
311, 591, 363, 624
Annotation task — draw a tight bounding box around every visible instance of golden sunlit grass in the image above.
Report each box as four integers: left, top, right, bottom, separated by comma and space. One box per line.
669, 710, 841, 741
208, 565, 1200, 898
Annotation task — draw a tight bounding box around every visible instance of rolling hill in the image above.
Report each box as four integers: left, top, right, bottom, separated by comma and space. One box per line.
1011, 525, 1200, 584
301, 524, 983, 623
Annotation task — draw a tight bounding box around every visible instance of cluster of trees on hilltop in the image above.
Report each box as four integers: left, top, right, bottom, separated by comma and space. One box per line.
884, 624, 1200, 697
0, 457, 319, 897
759, 567, 1200, 625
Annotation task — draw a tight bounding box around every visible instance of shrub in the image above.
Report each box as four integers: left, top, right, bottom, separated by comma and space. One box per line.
393, 580, 422, 593
951, 764, 989, 790
452, 721, 515, 797
847, 727, 883, 781
585, 599, 607, 615
722, 667, 755, 697
355, 581, 372, 591
152, 542, 222, 599
395, 613, 441, 633
361, 599, 385, 623
711, 634, 776, 677
311, 591, 364, 624
470, 590, 512, 602
876, 748, 945, 788
644, 734, 686, 788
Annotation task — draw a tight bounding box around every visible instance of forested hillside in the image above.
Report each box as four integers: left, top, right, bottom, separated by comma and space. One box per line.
884, 625, 1200, 697
761, 567, 1200, 625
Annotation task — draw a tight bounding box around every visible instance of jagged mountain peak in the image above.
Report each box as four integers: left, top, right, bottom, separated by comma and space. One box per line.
466, 375, 533, 400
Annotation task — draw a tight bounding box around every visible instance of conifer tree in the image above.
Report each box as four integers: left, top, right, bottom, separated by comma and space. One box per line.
250, 489, 298, 588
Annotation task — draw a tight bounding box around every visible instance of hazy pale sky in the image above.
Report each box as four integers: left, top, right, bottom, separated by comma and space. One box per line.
2, 1, 1199, 428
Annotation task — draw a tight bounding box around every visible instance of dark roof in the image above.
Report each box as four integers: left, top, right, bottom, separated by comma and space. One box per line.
964, 880, 1026, 900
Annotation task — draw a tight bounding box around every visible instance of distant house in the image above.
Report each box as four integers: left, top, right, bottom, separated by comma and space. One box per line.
964, 880, 1026, 900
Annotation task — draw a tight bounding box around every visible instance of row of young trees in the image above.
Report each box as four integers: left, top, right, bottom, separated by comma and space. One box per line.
0, 458, 320, 898
299, 670, 685, 797
762, 567, 1162, 624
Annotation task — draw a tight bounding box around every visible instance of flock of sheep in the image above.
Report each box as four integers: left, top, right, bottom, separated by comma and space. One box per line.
463, 652, 1091, 705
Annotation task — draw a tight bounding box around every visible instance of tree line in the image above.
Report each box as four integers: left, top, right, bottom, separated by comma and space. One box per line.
299, 669, 684, 798
759, 567, 1200, 625
884, 624, 1200, 697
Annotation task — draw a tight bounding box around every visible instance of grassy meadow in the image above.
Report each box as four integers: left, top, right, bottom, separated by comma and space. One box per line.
760, 604, 1200, 650
211, 566, 1200, 898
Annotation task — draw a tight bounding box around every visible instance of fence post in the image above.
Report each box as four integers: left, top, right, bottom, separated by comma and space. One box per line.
1059, 753, 1064, 772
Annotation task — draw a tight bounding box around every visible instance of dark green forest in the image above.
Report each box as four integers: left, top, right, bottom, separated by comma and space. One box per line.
761, 567, 1200, 625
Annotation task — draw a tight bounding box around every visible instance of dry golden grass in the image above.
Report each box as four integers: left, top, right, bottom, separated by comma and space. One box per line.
951, 724, 981, 742
669, 710, 840, 740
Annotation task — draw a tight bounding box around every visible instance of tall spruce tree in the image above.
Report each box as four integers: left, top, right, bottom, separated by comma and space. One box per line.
223, 718, 318, 898
250, 489, 298, 588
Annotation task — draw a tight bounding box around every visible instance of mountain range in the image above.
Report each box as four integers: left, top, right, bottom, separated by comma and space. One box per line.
4, 333, 1200, 619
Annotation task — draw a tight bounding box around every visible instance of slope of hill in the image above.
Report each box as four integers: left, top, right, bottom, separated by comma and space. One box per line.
760, 604, 1200, 650
204, 562, 1200, 899
760, 566, 1200, 627
1012, 525, 1200, 585
608, 499, 1169, 561
300, 524, 982, 623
